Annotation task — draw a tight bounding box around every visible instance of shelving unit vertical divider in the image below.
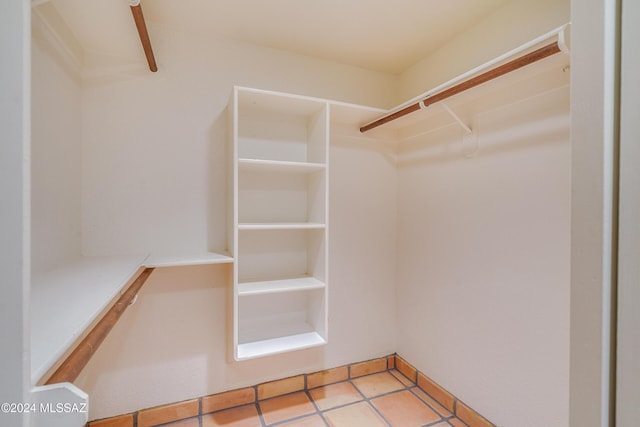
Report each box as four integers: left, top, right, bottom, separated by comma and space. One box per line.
228, 86, 330, 361
227, 86, 239, 362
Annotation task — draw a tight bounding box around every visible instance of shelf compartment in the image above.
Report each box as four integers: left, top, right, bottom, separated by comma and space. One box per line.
236, 288, 326, 359
237, 89, 328, 164
238, 158, 326, 173
238, 223, 325, 230
237, 229, 326, 283
238, 276, 325, 296
237, 332, 326, 360
238, 168, 326, 224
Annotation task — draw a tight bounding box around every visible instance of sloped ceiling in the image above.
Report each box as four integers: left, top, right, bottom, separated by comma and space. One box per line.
44, 0, 510, 74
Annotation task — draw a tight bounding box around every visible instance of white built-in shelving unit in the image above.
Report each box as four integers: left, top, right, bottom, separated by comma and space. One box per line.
228, 86, 330, 360
30, 26, 571, 377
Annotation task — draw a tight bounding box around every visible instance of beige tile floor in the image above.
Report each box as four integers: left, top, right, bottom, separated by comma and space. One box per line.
160, 370, 469, 427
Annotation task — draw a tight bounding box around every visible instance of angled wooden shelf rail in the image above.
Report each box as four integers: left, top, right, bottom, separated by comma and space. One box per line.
35, 251, 232, 385
44, 268, 155, 384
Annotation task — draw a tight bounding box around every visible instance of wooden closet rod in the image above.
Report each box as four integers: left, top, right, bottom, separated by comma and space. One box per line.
45, 268, 155, 385
360, 41, 562, 133
129, 0, 158, 72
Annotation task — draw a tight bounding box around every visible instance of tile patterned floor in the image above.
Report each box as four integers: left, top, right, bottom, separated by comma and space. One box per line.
87, 355, 495, 427
159, 369, 468, 427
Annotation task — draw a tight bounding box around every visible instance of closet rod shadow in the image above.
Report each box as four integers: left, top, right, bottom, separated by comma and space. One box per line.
360, 42, 561, 133
44, 268, 155, 385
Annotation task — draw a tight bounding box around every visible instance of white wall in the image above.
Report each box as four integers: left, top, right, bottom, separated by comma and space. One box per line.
399, 0, 570, 102
617, 1, 640, 425
0, 1, 30, 426
66, 27, 398, 420
393, 2, 571, 426
395, 86, 570, 427
79, 25, 397, 258
569, 0, 619, 426
31, 22, 82, 273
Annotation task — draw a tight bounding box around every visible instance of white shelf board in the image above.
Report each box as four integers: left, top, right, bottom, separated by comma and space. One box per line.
236, 86, 327, 117
238, 276, 325, 296
30, 254, 147, 383
144, 251, 233, 268
236, 331, 326, 360
238, 222, 325, 231
238, 158, 325, 173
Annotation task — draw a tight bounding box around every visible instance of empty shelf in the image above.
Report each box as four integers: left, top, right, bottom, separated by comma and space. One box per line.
31, 254, 147, 383
238, 276, 325, 296
238, 223, 325, 231
144, 251, 233, 268
237, 331, 326, 360
238, 158, 325, 173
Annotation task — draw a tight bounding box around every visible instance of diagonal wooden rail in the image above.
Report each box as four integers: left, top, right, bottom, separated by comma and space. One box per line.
130, 0, 158, 72
360, 42, 561, 133
45, 268, 155, 384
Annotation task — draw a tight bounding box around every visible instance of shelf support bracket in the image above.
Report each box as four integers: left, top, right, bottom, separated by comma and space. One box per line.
440, 102, 472, 134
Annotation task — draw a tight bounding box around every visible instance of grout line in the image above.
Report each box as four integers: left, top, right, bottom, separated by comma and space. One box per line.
308, 377, 353, 392
262, 390, 320, 426
346, 376, 408, 427
348, 373, 452, 427
389, 368, 417, 387
268, 412, 317, 427
314, 399, 364, 414
155, 417, 200, 427
319, 412, 331, 427
253, 401, 267, 427
304, 388, 323, 415
307, 378, 388, 423
297, 388, 330, 426
408, 386, 451, 418
90, 354, 491, 427
363, 393, 395, 427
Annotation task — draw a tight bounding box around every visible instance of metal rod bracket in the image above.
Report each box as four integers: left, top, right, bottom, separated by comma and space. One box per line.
440, 102, 472, 134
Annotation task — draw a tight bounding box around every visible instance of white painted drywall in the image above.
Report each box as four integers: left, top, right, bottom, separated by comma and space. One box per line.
395, 85, 570, 427
394, 2, 571, 426
617, 1, 640, 425
31, 26, 82, 273
398, 0, 570, 103
79, 26, 397, 258
0, 1, 30, 426
569, 0, 619, 426
64, 27, 398, 420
